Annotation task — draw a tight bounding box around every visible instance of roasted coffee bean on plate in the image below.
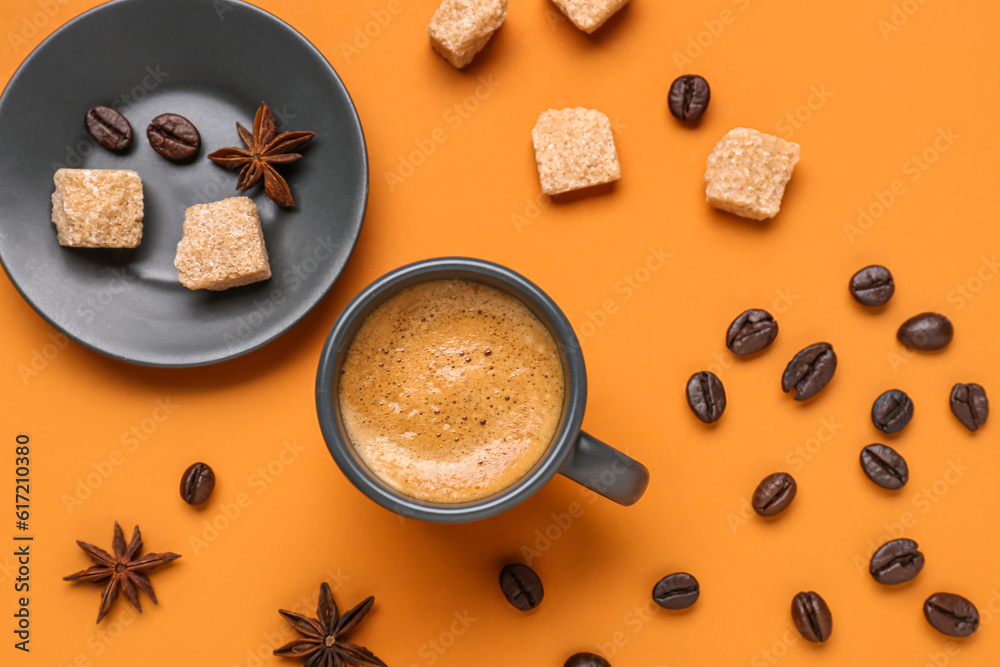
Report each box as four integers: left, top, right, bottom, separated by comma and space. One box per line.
726, 308, 778, 356
871, 389, 914, 434
860, 444, 908, 490
791, 591, 832, 643
85, 106, 133, 151
668, 74, 711, 121
752, 472, 797, 517
782, 342, 837, 401
897, 312, 953, 351
849, 265, 894, 306
564, 653, 611, 667
950, 382, 989, 432
499, 563, 543, 611
652, 572, 700, 610
686, 371, 726, 423
180, 462, 216, 505
924, 593, 980, 637
869, 538, 924, 585
147, 112, 201, 160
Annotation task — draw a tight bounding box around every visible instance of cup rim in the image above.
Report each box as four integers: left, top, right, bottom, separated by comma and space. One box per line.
315, 257, 587, 523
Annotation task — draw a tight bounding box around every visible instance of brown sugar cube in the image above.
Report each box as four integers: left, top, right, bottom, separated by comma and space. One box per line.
174, 197, 271, 291
551, 0, 629, 33
427, 0, 508, 68
50, 168, 143, 247
531, 107, 621, 196
704, 127, 801, 220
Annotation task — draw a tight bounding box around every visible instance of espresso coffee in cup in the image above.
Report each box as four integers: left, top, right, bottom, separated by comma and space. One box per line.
338, 279, 565, 503
318, 257, 649, 522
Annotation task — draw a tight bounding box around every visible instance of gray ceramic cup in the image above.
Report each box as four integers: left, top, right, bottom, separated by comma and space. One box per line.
315, 257, 650, 523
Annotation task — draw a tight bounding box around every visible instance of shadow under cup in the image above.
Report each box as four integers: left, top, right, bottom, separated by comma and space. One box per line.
315, 257, 649, 523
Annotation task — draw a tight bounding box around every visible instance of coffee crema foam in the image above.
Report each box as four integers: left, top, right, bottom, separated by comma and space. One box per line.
338, 279, 565, 503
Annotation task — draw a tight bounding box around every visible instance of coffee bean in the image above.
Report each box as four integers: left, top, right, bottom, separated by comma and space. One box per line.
147, 113, 201, 160
791, 591, 832, 643
849, 265, 894, 306
871, 389, 914, 434
950, 383, 989, 432
85, 106, 133, 151
752, 472, 797, 517
564, 653, 611, 667
179, 462, 215, 505
652, 572, 700, 610
726, 309, 778, 356
897, 312, 953, 351
860, 444, 908, 490
686, 371, 726, 423
924, 593, 980, 637
499, 563, 543, 611
667, 75, 711, 121
869, 538, 924, 585
781, 343, 837, 401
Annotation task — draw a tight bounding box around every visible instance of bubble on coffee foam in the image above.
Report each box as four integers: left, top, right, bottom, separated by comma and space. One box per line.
339, 280, 564, 503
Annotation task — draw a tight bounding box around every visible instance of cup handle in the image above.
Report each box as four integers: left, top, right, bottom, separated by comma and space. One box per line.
557, 431, 649, 506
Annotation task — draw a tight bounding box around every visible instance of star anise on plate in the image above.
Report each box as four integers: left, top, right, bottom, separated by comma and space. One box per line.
274, 582, 387, 667
207, 101, 315, 208
62, 522, 181, 623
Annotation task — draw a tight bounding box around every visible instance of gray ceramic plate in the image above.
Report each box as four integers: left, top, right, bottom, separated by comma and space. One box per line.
0, 0, 367, 367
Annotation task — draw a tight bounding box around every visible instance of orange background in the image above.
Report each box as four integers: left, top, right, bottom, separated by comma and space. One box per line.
3, 0, 1000, 664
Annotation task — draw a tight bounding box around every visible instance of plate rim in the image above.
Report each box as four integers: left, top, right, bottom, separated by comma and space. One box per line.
0, 0, 369, 368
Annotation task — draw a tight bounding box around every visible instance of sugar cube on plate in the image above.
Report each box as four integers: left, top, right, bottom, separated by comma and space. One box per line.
174, 196, 271, 291
51, 168, 144, 248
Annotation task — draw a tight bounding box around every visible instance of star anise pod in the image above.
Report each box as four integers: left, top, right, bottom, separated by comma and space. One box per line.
274, 582, 387, 667
207, 101, 315, 208
63, 522, 181, 624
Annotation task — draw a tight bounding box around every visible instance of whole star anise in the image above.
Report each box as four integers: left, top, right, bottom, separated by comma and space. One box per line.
63, 522, 181, 623
274, 582, 387, 667
207, 101, 315, 208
